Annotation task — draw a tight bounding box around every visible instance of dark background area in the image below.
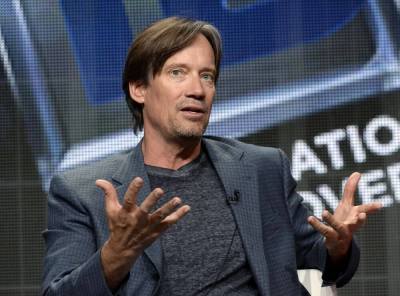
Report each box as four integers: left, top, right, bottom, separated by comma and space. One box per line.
0, 62, 45, 295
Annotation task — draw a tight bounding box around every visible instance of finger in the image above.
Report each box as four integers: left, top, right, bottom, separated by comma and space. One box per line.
96, 179, 120, 216
357, 212, 367, 226
358, 212, 367, 220
348, 212, 367, 232
357, 202, 383, 214
151, 197, 183, 223
142, 205, 191, 244
322, 210, 348, 238
163, 205, 191, 224
140, 188, 164, 213
342, 172, 361, 205
123, 177, 144, 211
308, 216, 337, 239
358, 213, 367, 225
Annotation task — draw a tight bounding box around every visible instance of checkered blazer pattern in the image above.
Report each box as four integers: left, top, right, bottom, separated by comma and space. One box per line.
42, 136, 359, 295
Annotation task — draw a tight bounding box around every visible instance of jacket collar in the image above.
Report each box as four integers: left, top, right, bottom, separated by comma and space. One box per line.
111, 141, 162, 275
203, 138, 270, 294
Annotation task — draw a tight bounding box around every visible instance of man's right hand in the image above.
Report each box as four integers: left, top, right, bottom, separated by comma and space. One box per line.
95, 177, 190, 291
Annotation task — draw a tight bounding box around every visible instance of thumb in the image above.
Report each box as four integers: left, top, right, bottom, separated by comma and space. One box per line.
96, 179, 120, 216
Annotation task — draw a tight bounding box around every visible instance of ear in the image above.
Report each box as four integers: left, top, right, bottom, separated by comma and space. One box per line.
129, 82, 146, 104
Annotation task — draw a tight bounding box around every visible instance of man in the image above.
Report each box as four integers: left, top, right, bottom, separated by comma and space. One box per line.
42, 17, 381, 295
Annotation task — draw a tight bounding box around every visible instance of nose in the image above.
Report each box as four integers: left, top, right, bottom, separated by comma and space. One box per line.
185, 75, 206, 100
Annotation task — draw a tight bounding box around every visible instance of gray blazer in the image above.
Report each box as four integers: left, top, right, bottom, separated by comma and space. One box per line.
42, 136, 359, 295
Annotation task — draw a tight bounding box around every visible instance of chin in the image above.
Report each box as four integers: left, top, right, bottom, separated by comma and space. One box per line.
174, 125, 206, 140
176, 130, 203, 140
170, 118, 210, 140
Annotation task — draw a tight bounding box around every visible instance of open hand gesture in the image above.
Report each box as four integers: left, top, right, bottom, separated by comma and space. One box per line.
308, 172, 382, 262
96, 177, 190, 290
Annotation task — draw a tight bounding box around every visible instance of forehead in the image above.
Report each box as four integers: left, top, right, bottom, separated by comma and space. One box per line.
163, 34, 216, 68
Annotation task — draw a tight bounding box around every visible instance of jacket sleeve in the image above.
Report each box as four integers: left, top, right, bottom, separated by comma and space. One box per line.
42, 174, 115, 296
278, 149, 360, 288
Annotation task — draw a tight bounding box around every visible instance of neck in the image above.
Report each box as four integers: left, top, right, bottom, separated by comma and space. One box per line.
142, 134, 202, 170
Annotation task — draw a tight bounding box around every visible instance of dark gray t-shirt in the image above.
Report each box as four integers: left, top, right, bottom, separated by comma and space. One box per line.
146, 151, 258, 295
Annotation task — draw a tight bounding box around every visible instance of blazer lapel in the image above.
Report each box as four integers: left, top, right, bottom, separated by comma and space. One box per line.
204, 139, 271, 295
112, 143, 163, 277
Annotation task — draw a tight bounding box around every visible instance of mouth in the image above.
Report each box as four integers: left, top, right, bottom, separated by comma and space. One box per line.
180, 105, 207, 120
180, 105, 206, 114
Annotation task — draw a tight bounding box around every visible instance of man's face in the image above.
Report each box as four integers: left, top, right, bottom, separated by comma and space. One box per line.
131, 34, 216, 142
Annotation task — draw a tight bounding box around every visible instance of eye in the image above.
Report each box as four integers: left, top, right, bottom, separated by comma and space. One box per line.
201, 72, 215, 83
169, 68, 184, 78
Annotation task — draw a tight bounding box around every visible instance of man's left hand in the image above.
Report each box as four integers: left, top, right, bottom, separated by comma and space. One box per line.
308, 172, 382, 262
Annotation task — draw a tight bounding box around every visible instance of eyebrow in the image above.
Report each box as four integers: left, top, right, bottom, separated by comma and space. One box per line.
165, 63, 216, 74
